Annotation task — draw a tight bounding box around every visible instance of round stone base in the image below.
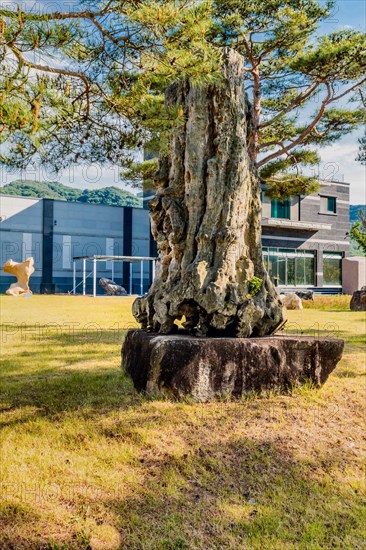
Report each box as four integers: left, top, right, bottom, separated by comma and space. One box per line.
122, 329, 344, 402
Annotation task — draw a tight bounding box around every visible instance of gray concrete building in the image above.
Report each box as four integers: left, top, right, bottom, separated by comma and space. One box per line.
0, 196, 155, 295
261, 180, 350, 292
0, 179, 349, 294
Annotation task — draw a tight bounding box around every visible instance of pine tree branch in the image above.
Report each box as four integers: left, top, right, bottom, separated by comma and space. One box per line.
82, 14, 131, 46
9, 45, 91, 117
0, 8, 111, 22
259, 81, 320, 129
257, 83, 332, 168
328, 77, 366, 103
0, 7, 132, 44
259, 139, 284, 150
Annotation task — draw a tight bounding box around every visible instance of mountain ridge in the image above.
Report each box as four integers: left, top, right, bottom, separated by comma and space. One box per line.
350, 204, 366, 224
0, 180, 142, 208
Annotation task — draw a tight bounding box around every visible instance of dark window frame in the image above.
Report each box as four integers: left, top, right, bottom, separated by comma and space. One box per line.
271, 199, 291, 220
320, 195, 337, 215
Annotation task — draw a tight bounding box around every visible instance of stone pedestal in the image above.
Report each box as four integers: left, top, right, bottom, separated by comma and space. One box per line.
122, 329, 344, 402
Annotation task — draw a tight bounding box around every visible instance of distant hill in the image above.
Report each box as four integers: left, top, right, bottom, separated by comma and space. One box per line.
350, 204, 366, 224
0, 180, 142, 208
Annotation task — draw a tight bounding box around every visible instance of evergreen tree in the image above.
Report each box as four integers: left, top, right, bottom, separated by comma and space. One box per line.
0, 0, 365, 197
350, 210, 366, 256
358, 134, 366, 165
356, 88, 366, 165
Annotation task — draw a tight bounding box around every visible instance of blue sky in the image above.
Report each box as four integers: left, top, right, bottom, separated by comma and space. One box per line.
314, 0, 366, 204
1, 0, 365, 203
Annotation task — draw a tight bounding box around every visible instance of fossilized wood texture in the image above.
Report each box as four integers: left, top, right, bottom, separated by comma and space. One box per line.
3, 257, 35, 296
133, 49, 286, 337
123, 330, 344, 402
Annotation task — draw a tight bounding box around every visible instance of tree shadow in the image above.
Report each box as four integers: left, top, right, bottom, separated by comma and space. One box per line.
335, 368, 366, 378
0, 502, 43, 550
102, 435, 363, 549
1, 324, 364, 549
0, 328, 145, 429
1, 429, 362, 549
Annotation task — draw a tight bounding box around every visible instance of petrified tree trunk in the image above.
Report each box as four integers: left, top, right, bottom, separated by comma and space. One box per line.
133, 49, 286, 337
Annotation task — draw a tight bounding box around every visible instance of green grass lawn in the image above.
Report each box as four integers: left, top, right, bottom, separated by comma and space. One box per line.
0, 295, 365, 549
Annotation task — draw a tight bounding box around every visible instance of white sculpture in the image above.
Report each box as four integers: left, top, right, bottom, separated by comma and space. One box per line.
3, 257, 35, 296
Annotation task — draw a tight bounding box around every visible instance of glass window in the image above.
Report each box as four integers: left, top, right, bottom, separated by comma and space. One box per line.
263, 247, 315, 286
62, 235, 72, 269
327, 197, 336, 213
271, 199, 291, 219
295, 256, 305, 286
287, 256, 296, 285
305, 257, 315, 285
277, 256, 286, 285
323, 253, 342, 286
267, 254, 278, 281
320, 196, 337, 214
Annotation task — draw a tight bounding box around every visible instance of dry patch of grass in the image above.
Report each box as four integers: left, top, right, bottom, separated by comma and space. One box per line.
302, 294, 351, 311
0, 295, 365, 549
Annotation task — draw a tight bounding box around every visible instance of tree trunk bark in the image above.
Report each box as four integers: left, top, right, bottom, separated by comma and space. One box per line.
133, 49, 286, 337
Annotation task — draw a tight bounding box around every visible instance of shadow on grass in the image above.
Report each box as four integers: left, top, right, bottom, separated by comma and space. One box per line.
1, 324, 364, 425
0, 329, 145, 427
2, 435, 361, 549
109, 439, 363, 549
335, 368, 366, 378
1, 325, 364, 548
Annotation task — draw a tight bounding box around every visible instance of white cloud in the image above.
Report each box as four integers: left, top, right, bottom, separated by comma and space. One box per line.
318, 136, 365, 204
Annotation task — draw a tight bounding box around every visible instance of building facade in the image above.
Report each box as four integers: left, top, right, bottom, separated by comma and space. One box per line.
0, 179, 349, 294
261, 180, 350, 292
0, 196, 155, 295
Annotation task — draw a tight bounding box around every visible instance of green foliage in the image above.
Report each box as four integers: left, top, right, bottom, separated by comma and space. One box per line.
0, 180, 79, 200
349, 210, 366, 256
209, 1, 365, 193
264, 177, 319, 200
357, 132, 366, 165
301, 109, 366, 146
0, 0, 365, 199
123, 159, 159, 189
79, 187, 142, 207
259, 150, 320, 198
0, 180, 142, 207
290, 29, 366, 80
248, 276, 263, 297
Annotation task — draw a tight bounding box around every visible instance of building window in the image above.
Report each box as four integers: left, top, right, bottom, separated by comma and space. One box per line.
22, 233, 32, 261
263, 248, 315, 287
327, 197, 336, 213
323, 252, 342, 286
106, 238, 114, 270
62, 235, 72, 269
271, 199, 291, 220
320, 196, 337, 214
